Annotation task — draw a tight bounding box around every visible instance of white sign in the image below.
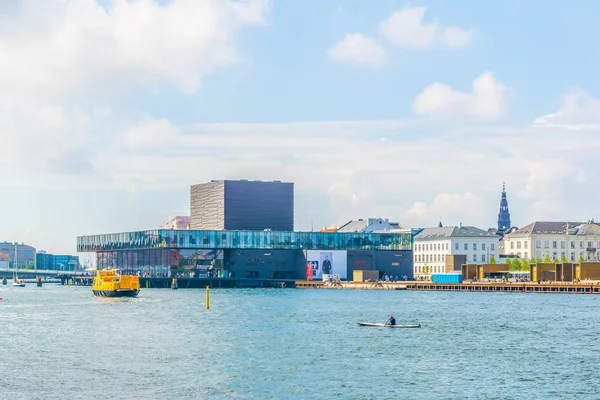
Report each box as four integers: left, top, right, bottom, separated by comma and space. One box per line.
306, 250, 347, 280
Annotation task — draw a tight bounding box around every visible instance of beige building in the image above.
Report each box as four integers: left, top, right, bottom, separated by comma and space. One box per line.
502, 221, 600, 262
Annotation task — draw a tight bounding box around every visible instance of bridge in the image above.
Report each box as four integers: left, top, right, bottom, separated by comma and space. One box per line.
0, 269, 92, 280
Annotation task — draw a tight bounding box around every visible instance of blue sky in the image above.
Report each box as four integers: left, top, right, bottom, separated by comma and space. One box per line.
1, 0, 600, 259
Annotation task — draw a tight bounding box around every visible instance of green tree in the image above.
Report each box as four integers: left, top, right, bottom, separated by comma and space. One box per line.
423, 265, 430, 275
561, 255, 568, 263
510, 258, 520, 271
578, 255, 584, 264
552, 257, 559, 264
520, 258, 530, 271
543, 254, 551, 263
504, 258, 511, 265
489, 254, 497, 264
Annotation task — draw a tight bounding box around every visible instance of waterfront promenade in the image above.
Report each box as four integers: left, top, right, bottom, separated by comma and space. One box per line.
295, 280, 600, 294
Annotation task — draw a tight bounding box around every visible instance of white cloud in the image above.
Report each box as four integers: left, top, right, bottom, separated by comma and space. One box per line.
329, 33, 386, 65
379, 7, 474, 48
532, 91, 600, 130
125, 118, 181, 148
443, 26, 475, 48
404, 192, 484, 227
0, 0, 267, 97
412, 72, 509, 119
0, 0, 268, 178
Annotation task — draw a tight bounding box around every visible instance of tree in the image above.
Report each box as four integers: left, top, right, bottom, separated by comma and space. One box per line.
489, 254, 497, 264
561, 255, 568, 263
578, 255, 584, 264
423, 265, 430, 275
520, 259, 530, 271
543, 254, 551, 263
552, 257, 559, 264
510, 258, 520, 271
504, 258, 511, 265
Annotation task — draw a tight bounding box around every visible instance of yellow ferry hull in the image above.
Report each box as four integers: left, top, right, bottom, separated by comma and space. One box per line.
93, 289, 140, 297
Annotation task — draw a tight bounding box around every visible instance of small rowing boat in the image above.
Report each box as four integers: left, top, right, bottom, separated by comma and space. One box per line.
357, 322, 421, 328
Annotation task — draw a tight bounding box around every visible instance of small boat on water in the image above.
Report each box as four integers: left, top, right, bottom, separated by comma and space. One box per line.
92, 269, 140, 297
12, 278, 26, 287
358, 322, 421, 328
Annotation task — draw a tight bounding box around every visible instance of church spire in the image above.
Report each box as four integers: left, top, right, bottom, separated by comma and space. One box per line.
497, 182, 511, 231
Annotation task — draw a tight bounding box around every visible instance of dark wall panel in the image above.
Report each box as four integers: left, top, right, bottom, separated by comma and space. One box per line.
224, 180, 293, 231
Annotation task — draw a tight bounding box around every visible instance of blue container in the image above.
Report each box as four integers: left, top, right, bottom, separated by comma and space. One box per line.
432, 273, 463, 284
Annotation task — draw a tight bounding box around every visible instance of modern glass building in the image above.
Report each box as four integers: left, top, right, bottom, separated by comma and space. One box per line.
36, 253, 80, 271
78, 229, 414, 280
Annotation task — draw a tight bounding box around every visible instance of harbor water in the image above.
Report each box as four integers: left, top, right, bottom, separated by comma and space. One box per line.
1, 285, 599, 399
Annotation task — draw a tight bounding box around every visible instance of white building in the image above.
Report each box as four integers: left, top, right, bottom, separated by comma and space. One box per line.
502, 221, 600, 262
336, 218, 401, 233
413, 225, 501, 279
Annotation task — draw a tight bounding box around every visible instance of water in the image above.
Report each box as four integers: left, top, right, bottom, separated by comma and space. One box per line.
1, 285, 599, 399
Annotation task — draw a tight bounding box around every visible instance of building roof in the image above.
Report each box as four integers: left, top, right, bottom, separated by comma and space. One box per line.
336, 218, 402, 233
510, 221, 584, 236
336, 220, 369, 233
415, 226, 498, 240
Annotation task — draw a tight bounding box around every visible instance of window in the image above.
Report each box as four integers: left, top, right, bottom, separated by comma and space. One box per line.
482, 243, 486, 251
455, 243, 459, 250
544, 240, 549, 249
510, 242, 515, 249
571, 253, 575, 261
491, 244, 495, 251
524, 252, 528, 259
571, 241, 575, 249
560, 241, 565, 249
580, 242, 584, 249
464, 243, 468, 250
473, 243, 476, 250
517, 252, 521, 258
552, 241, 557, 249
472, 254, 477, 262
517, 241, 521, 249
445, 243, 449, 251
536, 241, 541, 249
481, 254, 486, 262
588, 241, 593, 248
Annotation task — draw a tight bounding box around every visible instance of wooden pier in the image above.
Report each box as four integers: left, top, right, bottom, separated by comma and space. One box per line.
295, 280, 600, 294
406, 282, 599, 294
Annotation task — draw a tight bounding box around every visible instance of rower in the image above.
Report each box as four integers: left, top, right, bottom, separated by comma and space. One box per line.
385, 314, 396, 326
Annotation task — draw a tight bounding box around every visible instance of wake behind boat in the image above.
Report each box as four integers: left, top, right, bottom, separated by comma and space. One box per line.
357, 322, 421, 328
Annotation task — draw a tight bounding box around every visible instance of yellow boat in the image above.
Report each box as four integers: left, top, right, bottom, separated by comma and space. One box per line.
92, 269, 140, 297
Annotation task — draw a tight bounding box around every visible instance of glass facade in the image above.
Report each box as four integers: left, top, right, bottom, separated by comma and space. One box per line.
35, 253, 80, 271
78, 229, 413, 253
95, 249, 225, 276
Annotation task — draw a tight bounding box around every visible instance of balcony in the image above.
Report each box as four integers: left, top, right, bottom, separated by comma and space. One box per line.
586, 247, 596, 252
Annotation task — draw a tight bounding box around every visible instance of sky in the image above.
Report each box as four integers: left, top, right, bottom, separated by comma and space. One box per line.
1, 0, 600, 257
